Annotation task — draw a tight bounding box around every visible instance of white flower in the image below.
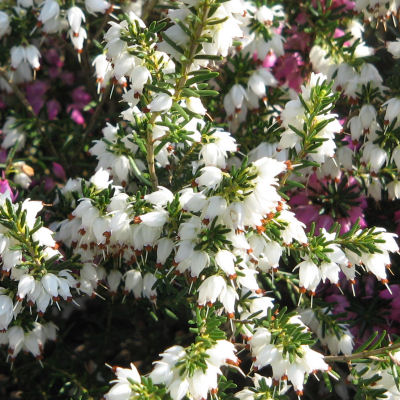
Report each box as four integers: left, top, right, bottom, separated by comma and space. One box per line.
215, 249, 236, 278
196, 166, 223, 189
202, 196, 227, 222
90, 168, 112, 189
93, 54, 112, 84
41, 273, 60, 300
188, 251, 209, 277
367, 177, 382, 201
140, 210, 168, 228
361, 142, 387, 172
129, 66, 151, 94
384, 98, 400, 126
105, 363, 140, 400
297, 259, 321, 294
225, 84, 247, 116
359, 63, 382, 86
17, 275, 36, 301
388, 180, 400, 200
145, 187, 174, 207
22, 199, 43, 229
198, 275, 226, 306
107, 270, 122, 294
32, 227, 56, 248
0, 11, 10, 38
179, 189, 207, 213
220, 285, 238, 317
142, 273, 157, 299
186, 97, 207, 115
387, 39, 400, 58
8, 326, 24, 358
359, 104, 376, 130
67, 6, 86, 34
124, 270, 142, 298
0, 295, 13, 330
38, 0, 60, 24
10, 46, 26, 70
248, 69, 277, 99
69, 27, 87, 53
156, 238, 174, 266
85, 0, 111, 15
146, 93, 172, 113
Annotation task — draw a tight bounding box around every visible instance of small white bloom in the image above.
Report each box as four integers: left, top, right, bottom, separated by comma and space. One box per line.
146, 93, 172, 113
67, 7, 86, 35
196, 166, 223, 189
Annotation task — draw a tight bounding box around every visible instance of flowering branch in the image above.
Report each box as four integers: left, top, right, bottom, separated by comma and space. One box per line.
324, 342, 400, 363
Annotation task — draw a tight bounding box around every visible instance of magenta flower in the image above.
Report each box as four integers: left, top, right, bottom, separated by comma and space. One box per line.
47, 99, 61, 120
290, 173, 367, 234
69, 109, 85, 125
71, 86, 91, 109
67, 86, 91, 125
273, 53, 304, 91
0, 179, 17, 201
26, 81, 48, 115
52, 162, 66, 181
262, 52, 277, 68
43, 176, 56, 192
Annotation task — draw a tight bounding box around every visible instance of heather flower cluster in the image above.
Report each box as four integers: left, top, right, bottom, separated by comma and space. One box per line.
0, 0, 400, 399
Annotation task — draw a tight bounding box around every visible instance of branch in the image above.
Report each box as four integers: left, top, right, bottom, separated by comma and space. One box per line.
142, 0, 159, 22
324, 342, 400, 363
0, 68, 36, 117
81, 85, 111, 147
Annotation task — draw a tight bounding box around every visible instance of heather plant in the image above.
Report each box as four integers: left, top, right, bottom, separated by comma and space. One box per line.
0, 0, 400, 399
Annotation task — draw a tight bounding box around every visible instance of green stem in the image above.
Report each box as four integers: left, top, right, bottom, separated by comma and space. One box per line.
144, 0, 212, 190
324, 342, 400, 363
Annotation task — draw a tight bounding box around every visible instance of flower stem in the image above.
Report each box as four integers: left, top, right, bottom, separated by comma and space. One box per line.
324, 342, 400, 363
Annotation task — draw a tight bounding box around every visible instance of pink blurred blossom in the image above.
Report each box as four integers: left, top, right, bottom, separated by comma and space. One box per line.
263, 52, 277, 68
69, 109, 85, 125
66, 86, 91, 125
43, 176, 56, 192
0, 179, 17, 201
273, 53, 304, 91
47, 100, 61, 120
72, 86, 91, 108
26, 81, 48, 115
290, 173, 367, 233
52, 162, 66, 181
0, 149, 7, 163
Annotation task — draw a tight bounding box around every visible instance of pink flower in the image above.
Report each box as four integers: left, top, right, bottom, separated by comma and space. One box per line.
71, 86, 91, 109
273, 53, 304, 91
0, 179, 17, 201
26, 81, 48, 115
331, 0, 355, 11
0, 149, 7, 163
333, 28, 351, 46
296, 12, 308, 25
45, 48, 63, 68
47, 100, 61, 120
52, 162, 66, 181
380, 285, 400, 323
285, 29, 311, 53
263, 52, 277, 68
61, 72, 75, 86
69, 109, 85, 125
43, 177, 56, 192
290, 174, 367, 233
